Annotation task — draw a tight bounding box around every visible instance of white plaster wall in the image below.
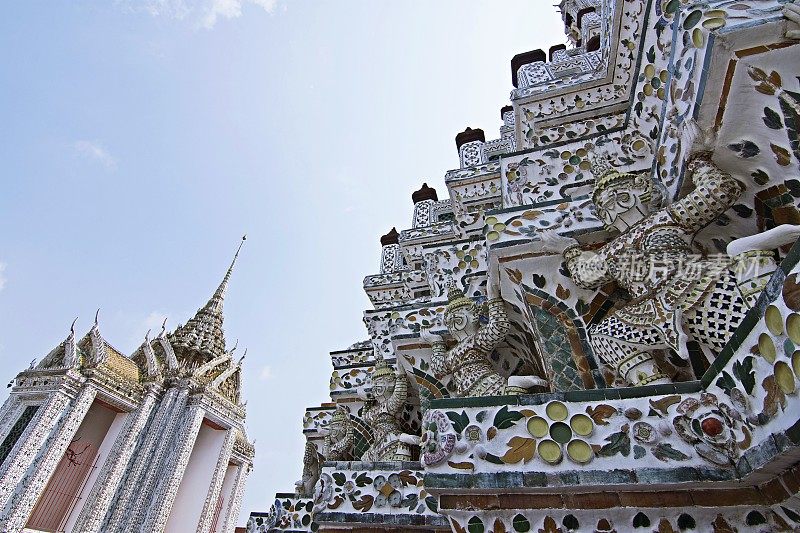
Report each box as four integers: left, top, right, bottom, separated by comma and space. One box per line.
214, 464, 239, 532
63, 410, 127, 533
165, 422, 226, 533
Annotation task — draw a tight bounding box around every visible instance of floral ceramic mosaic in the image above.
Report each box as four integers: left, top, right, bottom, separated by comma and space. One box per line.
247, 0, 800, 531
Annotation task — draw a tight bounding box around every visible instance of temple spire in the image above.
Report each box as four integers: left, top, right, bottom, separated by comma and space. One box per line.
168, 235, 246, 363
207, 235, 246, 314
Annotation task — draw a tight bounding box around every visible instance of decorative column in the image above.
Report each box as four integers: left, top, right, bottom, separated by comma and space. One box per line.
72, 385, 160, 533
379, 228, 401, 274
142, 403, 205, 533
219, 462, 251, 533
195, 429, 236, 533
103, 386, 179, 529
1, 386, 97, 531
115, 386, 189, 530
411, 183, 439, 228
455, 127, 486, 168
0, 388, 74, 510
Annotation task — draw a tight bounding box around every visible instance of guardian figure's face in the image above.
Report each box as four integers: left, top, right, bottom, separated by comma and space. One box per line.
595, 180, 650, 233
444, 305, 479, 342
372, 374, 395, 401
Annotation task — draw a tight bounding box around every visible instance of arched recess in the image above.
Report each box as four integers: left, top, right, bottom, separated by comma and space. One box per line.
521, 283, 605, 390
408, 367, 449, 408
349, 417, 374, 460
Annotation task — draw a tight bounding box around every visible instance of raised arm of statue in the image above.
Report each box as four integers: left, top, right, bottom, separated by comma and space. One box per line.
540, 229, 613, 289
429, 343, 449, 380
475, 259, 511, 352
422, 329, 449, 379
564, 248, 614, 290
669, 155, 743, 232
475, 296, 511, 353
387, 366, 409, 415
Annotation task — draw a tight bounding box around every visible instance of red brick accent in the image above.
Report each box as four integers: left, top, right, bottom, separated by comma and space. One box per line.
439, 494, 500, 510
563, 492, 621, 509
618, 491, 693, 508
760, 478, 792, 504
498, 493, 564, 509
690, 488, 765, 506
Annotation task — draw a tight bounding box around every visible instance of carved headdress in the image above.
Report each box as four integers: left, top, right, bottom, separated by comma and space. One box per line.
372, 343, 393, 380
372, 355, 394, 379
330, 405, 349, 424
590, 152, 653, 203
445, 280, 476, 315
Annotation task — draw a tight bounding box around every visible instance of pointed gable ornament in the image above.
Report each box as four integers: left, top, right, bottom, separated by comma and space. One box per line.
141, 329, 161, 378
194, 344, 234, 379
212, 353, 245, 389
90, 309, 108, 366
158, 318, 179, 371
63, 317, 78, 368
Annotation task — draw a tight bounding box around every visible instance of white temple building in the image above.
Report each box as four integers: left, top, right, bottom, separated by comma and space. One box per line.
0, 240, 254, 533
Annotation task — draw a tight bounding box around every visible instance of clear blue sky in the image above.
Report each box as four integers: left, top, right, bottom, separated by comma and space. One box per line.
0, 0, 563, 524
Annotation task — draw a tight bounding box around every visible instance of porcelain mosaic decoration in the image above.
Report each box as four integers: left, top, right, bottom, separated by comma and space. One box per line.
210, 0, 800, 531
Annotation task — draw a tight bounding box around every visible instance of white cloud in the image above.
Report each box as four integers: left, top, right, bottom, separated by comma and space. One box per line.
74, 140, 117, 169
120, 0, 191, 18
122, 310, 173, 353
0, 263, 6, 292
259, 365, 273, 381
117, 0, 278, 29
142, 311, 169, 333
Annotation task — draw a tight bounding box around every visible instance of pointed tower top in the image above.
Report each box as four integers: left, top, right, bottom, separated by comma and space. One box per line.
208, 235, 246, 314
169, 236, 246, 363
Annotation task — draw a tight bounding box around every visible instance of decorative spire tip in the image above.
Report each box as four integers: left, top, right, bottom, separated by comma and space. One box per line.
210, 235, 247, 308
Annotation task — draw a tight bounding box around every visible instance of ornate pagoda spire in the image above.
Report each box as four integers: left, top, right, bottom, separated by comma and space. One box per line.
169, 236, 246, 364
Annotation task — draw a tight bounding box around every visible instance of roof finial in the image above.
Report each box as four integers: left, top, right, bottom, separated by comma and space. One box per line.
94, 308, 100, 326
70, 317, 78, 335
209, 235, 246, 312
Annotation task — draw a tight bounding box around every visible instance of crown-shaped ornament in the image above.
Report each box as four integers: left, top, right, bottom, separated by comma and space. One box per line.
446, 280, 476, 314
590, 151, 640, 202
331, 406, 348, 424
372, 353, 394, 379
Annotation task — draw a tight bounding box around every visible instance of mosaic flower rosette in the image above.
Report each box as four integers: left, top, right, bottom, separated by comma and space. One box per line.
420, 409, 457, 466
